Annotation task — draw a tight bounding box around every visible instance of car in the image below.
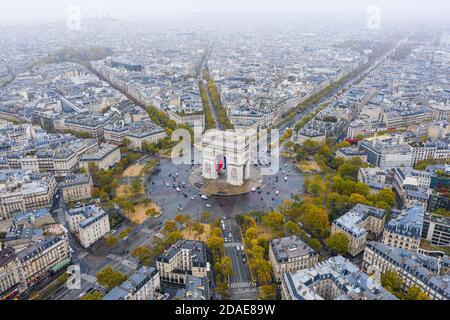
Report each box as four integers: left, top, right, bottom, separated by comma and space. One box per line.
166, 183, 170, 187
191, 196, 196, 200
221, 215, 226, 220
284, 176, 288, 181
275, 190, 279, 195
200, 194, 208, 200
206, 204, 211, 208
176, 187, 181, 192
251, 186, 257, 192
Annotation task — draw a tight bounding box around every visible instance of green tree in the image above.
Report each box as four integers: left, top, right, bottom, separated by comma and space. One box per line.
381, 271, 403, 297
131, 246, 151, 265
259, 284, 277, 300
301, 205, 330, 238
261, 211, 284, 231
131, 178, 142, 195
207, 236, 224, 255
307, 238, 322, 252
284, 221, 302, 236
174, 214, 190, 226
215, 256, 233, 279
200, 211, 211, 223
245, 227, 258, 241
119, 227, 132, 239
80, 291, 104, 300
145, 208, 159, 217
326, 232, 349, 254
105, 236, 118, 248
163, 221, 178, 234
192, 222, 205, 240
165, 231, 183, 245
404, 286, 429, 300
96, 267, 128, 291
251, 259, 273, 285
334, 141, 351, 150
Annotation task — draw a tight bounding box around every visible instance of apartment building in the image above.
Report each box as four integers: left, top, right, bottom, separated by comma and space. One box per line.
281, 255, 397, 300
173, 275, 210, 300
392, 167, 431, 209
410, 140, 450, 166
0, 170, 56, 220
59, 174, 93, 202
382, 205, 424, 253
430, 103, 450, 121
363, 241, 450, 300
65, 205, 110, 248
422, 213, 450, 246
359, 136, 413, 169
79, 143, 121, 171
269, 235, 319, 282
3, 139, 98, 178
335, 147, 368, 162
331, 204, 386, 256
357, 167, 392, 193
104, 120, 166, 150
17, 236, 70, 289
0, 246, 24, 299
156, 240, 209, 285
102, 266, 161, 300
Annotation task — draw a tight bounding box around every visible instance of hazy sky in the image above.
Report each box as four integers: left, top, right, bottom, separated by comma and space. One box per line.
0, 0, 449, 24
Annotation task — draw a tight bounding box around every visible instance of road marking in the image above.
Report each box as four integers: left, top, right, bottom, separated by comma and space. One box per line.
229, 282, 255, 289
224, 242, 243, 247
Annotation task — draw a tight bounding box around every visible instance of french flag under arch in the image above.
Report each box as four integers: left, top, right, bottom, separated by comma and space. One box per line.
217, 157, 227, 172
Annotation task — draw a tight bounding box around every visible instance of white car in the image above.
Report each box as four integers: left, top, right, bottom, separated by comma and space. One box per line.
201, 195, 208, 200
275, 190, 279, 195
191, 196, 196, 200
206, 204, 211, 208
251, 186, 257, 192
284, 176, 288, 181
176, 187, 181, 192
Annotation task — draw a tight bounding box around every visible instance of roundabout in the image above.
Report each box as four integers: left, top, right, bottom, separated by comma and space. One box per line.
189, 165, 264, 196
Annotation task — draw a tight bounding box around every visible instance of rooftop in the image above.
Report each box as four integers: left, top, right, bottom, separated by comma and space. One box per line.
284, 256, 397, 300
270, 235, 317, 263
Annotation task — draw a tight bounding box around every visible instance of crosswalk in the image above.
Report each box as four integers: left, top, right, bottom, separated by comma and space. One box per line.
72, 251, 88, 262
224, 242, 243, 248
229, 282, 255, 289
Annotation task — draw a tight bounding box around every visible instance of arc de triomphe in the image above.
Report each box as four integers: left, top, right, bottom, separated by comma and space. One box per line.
202, 130, 251, 186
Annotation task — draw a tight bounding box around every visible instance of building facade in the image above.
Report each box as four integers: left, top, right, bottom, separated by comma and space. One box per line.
363, 241, 450, 300
156, 240, 209, 285
382, 205, 424, 253
331, 204, 386, 256
269, 236, 319, 282
102, 266, 161, 300
65, 205, 110, 248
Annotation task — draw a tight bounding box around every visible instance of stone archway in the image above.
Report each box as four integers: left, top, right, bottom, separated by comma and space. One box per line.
202, 130, 250, 186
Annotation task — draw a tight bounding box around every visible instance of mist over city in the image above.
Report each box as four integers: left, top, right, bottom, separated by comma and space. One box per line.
0, 0, 449, 308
